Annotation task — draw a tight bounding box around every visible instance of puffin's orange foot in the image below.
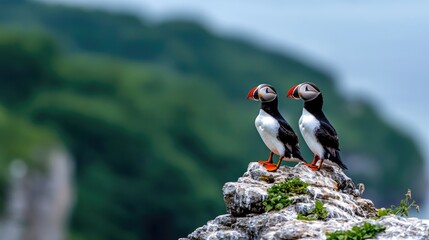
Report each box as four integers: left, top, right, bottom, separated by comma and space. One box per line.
264, 163, 279, 172
304, 163, 320, 171
258, 160, 273, 165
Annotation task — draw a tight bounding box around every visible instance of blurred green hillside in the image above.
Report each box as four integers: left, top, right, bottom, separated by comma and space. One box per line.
0, 1, 425, 239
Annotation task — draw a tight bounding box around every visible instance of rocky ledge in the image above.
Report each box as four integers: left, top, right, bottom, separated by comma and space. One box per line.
182, 162, 429, 239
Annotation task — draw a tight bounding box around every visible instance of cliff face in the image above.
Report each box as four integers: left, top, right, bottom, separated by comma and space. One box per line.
0, 148, 73, 240
183, 163, 429, 239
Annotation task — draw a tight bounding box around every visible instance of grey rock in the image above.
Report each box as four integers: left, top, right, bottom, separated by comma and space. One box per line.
184, 162, 429, 240
0, 148, 73, 240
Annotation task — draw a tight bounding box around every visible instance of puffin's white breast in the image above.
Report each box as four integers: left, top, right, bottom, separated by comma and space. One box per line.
299, 108, 325, 157
255, 109, 285, 156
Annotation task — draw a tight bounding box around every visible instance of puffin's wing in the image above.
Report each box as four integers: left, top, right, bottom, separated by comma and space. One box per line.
315, 121, 340, 150
277, 119, 299, 146
277, 120, 305, 161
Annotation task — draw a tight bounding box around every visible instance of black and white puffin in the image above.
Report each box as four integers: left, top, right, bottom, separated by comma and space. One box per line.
247, 84, 306, 172
287, 82, 347, 171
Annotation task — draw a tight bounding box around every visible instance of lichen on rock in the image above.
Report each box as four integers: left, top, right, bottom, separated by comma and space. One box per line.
182, 162, 429, 239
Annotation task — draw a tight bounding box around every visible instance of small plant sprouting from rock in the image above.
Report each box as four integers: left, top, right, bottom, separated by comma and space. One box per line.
326, 222, 386, 240
297, 200, 328, 221
263, 178, 309, 212
377, 189, 420, 218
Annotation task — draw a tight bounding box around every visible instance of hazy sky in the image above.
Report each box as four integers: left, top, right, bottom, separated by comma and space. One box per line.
41, 0, 429, 213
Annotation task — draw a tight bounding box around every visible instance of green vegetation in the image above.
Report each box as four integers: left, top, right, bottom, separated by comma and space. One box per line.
297, 200, 328, 221
326, 222, 385, 240
377, 190, 420, 218
0, 0, 425, 239
263, 178, 309, 212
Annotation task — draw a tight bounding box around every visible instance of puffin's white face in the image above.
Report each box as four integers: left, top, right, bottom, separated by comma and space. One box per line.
247, 84, 277, 102
287, 82, 321, 102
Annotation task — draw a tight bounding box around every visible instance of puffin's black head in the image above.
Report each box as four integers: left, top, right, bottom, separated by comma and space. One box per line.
247, 84, 277, 102
287, 82, 321, 102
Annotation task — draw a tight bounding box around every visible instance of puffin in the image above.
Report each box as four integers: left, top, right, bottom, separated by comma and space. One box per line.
287, 82, 347, 171
247, 84, 306, 172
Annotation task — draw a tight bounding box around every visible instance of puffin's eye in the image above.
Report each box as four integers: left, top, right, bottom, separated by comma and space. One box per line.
305, 86, 309, 91
265, 87, 276, 94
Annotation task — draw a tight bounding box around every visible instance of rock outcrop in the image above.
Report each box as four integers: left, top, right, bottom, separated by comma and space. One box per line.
183, 162, 429, 239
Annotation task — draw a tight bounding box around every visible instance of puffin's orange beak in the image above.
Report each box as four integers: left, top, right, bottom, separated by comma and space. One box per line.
247, 86, 259, 101
287, 85, 300, 99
